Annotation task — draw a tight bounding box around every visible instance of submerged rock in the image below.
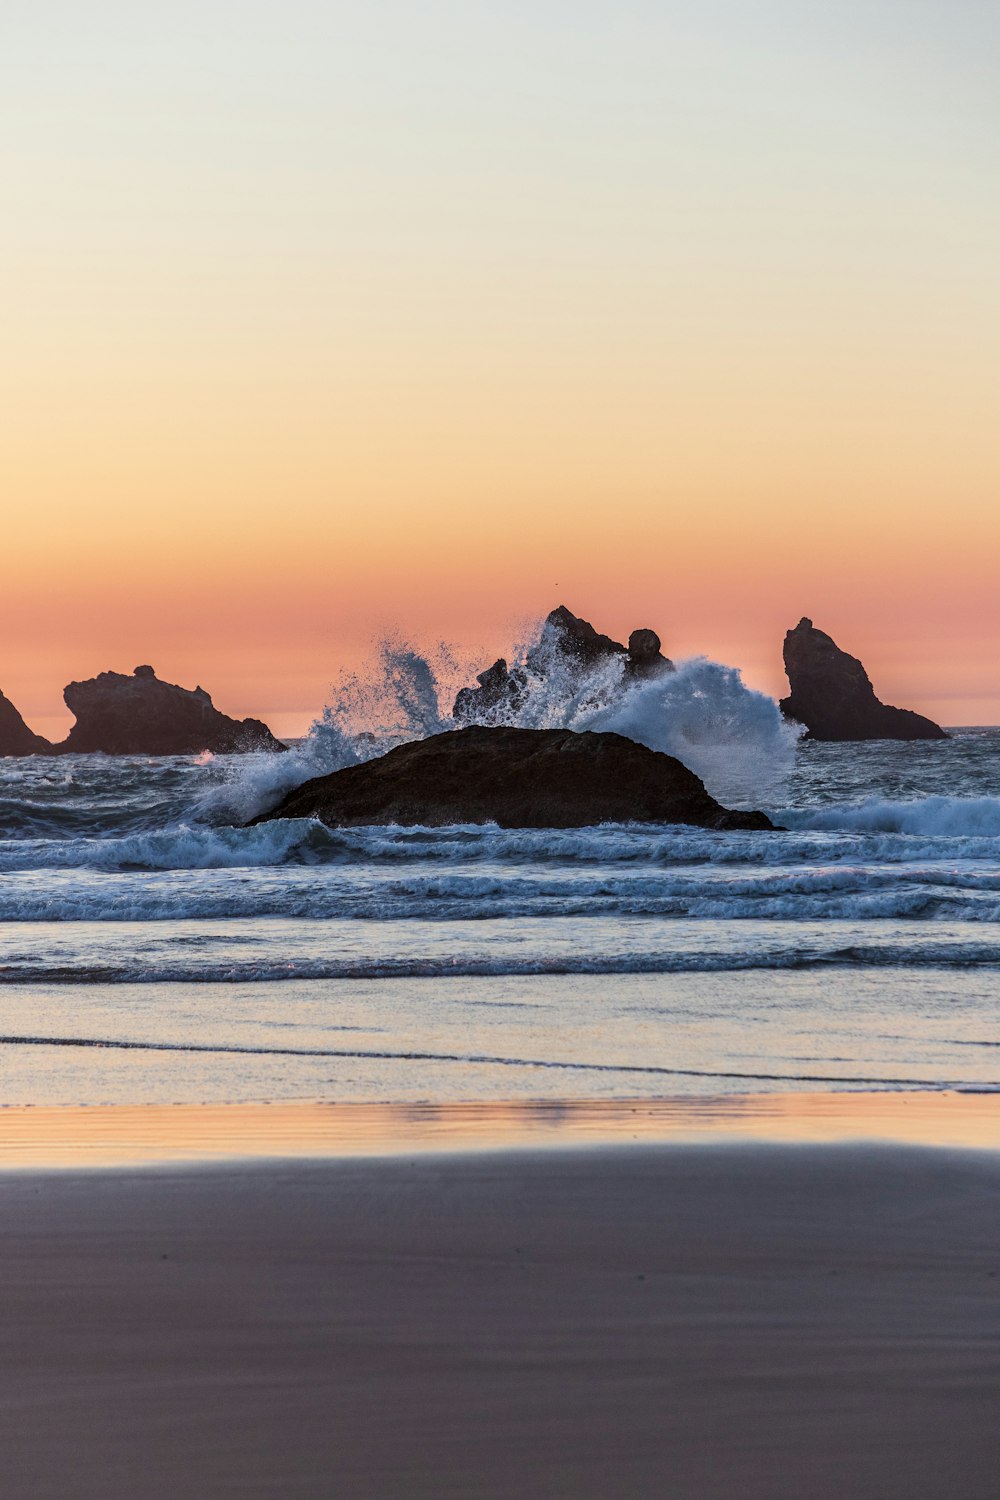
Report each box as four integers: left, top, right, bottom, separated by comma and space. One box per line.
59, 666, 287, 755
780, 619, 946, 742
453, 605, 673, 723
252, 725, 772, 831
0, 689, 51, 756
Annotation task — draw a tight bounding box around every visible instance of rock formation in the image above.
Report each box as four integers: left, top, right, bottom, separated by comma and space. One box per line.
59, 666, 287, 755
253, 725, 772, 831
453, 658, 523, 725
453, 605, 673, 723
780, 619, 946, 742
0, 689, 51, 756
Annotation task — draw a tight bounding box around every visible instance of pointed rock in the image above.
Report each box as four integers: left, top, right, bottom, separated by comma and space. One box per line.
526, 605, 631, 673
0, 689, 51, 756
780, 619, 946, 741
454, 605, 673, 723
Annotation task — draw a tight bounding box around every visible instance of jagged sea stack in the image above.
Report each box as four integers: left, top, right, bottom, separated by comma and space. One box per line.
454, 605, 673, 723
59, 666, 287, 755
780, 619, 946, 741
0, 689, 51, 756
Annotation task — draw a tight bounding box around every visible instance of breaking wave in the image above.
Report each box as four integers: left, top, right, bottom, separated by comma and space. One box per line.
199, 630, 799, 823
3, 860, 1000, 923
783, 795, 1000, 839
4, 812, 1000, 882
592, 658, 799, 807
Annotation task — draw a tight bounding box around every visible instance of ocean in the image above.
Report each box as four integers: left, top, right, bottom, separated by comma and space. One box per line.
2, 672, 999, 1109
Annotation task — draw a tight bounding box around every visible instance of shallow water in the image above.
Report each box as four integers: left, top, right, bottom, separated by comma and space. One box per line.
1, 1092, 999, 1169
1, 729, 998, 1105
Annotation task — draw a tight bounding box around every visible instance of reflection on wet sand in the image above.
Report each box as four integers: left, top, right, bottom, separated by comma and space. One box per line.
0, 1090, 999, 1169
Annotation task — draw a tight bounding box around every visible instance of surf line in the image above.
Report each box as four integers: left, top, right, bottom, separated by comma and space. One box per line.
0, 1034, 974, 1089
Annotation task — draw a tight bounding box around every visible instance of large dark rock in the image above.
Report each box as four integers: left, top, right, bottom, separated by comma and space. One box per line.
0, 689, 51, 756
59, 666, 287, 755
454, 605, 673, 724
780, 619, 946, 742
253, 725, 772, 831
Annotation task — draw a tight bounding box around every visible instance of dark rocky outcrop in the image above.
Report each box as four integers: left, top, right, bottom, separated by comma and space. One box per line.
59, 666, 286, 755
625, 628, 670, 681
780, 619, 946, 742
253, 725, 772, 831
526, 606, 634, 674
453, 605, 673, 724
453, 657, 524, 725
0, 689, 51, 756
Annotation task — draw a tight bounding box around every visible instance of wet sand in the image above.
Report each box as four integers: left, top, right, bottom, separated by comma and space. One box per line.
2, 1088, 1000, 1166
2, 1141, 999, 1498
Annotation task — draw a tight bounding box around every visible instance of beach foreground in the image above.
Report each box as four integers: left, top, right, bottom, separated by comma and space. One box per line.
3, 1142, 999, 1499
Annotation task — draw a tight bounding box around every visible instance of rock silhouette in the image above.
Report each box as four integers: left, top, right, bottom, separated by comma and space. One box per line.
0, 689, 51, 756
780, 619, 946, 742
454, 605, 673, 723
253, 725, 772, 831
60, 666, 286, 755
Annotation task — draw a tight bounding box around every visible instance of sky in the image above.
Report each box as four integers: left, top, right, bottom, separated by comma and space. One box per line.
3, 0, 998, 736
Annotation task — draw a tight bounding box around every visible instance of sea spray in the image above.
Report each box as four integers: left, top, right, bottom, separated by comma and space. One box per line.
195, 638, 468, 825
591, 657, 800, 807
200, 627, 800, 821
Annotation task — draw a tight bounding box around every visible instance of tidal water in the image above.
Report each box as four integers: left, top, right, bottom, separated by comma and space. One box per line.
1, 723, 999, 1106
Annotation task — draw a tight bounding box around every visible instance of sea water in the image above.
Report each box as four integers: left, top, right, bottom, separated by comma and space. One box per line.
1, 649, 998, 1105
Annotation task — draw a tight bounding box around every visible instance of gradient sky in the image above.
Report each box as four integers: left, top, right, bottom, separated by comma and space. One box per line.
4, 0, 998, 736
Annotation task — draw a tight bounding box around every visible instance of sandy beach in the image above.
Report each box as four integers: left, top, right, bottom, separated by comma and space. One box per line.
2, 1137, 999, 1499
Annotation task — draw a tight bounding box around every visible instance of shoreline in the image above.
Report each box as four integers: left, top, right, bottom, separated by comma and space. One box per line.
0, 1088, 998, 1169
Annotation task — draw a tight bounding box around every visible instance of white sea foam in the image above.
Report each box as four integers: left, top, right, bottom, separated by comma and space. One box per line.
5, 813, 1000, 878
194, 639, 463, 825
590, 657, 800, 806
783, 795, 1000, 838
197, 627, 801, 821
0, 819, 329, 873
3, 846, 1000, 924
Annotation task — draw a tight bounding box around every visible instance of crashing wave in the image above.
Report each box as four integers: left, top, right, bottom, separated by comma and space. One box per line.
783, 795, 1000, 838
199, 619, 800, 822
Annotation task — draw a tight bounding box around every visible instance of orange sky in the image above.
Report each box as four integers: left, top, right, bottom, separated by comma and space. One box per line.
3, 1, 998, 736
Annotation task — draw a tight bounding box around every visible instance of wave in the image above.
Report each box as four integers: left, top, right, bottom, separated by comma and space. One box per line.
4, 939, 1000, 984
783, 795, 1000, 838
197, 631, 800, 822
0, 1031, 977, 1088
4, 861, 1000, 922
0, 757, 214, 839
4, 811, 1000, 878
590, 657, 800, 806
0, 819, 333, 872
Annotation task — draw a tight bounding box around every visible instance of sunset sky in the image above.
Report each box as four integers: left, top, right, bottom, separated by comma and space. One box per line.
4, 0, 998, 737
